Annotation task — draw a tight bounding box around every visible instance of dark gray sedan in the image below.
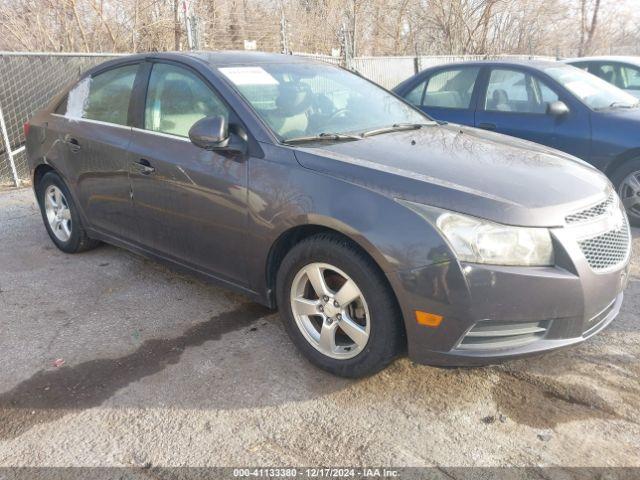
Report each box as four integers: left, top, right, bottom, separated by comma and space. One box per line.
25, 52, 631, 377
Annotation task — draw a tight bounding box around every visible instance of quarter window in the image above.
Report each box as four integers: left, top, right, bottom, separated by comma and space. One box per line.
144, 63, 228, 138
83, 65, 138, 125
404, 81, 426, 105
484, 69, 558, 114
422, 67, 480, 109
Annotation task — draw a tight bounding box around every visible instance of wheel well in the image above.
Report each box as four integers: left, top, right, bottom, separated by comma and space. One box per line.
265, 224, 407, 348
265, 225, 390, 309
604, 149, 640, 179
33, 163, 55, 187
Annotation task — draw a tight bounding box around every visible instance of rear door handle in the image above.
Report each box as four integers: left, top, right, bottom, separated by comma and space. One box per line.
63, 135, 81, 152
478, 122, 497, 131
131, 159, 155, 175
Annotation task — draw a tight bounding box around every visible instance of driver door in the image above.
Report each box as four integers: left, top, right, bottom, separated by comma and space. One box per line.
474, 67, 590, 160
127, 61, 249, 285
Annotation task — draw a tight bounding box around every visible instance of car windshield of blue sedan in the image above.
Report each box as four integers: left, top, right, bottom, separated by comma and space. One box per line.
544, 65, 639, 110
219, 63, 430, 141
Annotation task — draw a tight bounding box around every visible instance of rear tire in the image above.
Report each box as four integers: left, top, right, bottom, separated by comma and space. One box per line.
611, 158, 640, 227
36, 171, 100, 253
276, 233, 404, 378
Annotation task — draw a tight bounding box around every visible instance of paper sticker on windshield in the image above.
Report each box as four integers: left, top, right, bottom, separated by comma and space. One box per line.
219, 67, 279, 86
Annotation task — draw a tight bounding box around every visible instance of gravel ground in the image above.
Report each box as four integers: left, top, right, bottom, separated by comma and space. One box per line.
0, 187, 639, 470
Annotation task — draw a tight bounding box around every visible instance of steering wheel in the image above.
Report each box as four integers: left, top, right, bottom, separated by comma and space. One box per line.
327, 108, 351, 121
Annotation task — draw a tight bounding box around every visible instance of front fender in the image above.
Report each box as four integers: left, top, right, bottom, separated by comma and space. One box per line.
246, 145, 459, 310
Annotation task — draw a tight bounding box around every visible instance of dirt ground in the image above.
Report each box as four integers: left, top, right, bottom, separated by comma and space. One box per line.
0, 187, 639, 470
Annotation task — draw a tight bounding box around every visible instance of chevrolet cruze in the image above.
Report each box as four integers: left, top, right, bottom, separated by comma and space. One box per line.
25, 52, 631, 377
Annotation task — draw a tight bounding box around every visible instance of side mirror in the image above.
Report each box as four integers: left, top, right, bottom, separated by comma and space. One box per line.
188, 115, 229, 150
547, 101, 570, 116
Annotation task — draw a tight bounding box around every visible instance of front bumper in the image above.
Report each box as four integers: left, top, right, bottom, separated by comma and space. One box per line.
389, 226, 630, 366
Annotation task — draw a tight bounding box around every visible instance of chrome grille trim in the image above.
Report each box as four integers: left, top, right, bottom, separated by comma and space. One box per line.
565, 193, 615, 224
457, 320, 550, 351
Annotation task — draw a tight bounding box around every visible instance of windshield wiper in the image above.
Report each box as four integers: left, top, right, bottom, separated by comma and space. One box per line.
608, 101, 636, 109
360, 122, 433, 138
283, 132, 362, 144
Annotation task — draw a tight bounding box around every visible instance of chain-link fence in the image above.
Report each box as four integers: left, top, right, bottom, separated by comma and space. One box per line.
0, 52, 123, 186
0, 51, 553, 187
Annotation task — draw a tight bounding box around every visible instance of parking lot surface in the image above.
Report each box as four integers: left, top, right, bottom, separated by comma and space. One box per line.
0, 187, 639, 468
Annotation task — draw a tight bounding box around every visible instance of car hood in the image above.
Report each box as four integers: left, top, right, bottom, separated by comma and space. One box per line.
293, 124, 612, 227
598, 106, 640, 120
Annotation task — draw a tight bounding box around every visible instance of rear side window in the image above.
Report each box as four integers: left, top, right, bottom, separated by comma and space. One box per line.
82, 65, 138, 125
144, 63, 229, 138
484, 69, 558, 114
422, 67, 480, 109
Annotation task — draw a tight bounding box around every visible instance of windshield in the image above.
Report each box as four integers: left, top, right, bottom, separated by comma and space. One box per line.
219, 63, 429, 141
544, 65, 639, 110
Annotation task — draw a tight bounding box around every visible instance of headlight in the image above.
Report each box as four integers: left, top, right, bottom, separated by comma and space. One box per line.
399, 200, 554, 266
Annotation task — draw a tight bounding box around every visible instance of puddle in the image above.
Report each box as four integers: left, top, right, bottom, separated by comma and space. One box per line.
0, 302, 272, 440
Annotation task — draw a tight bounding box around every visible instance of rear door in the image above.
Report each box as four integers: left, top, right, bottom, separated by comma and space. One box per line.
474, 66, 591, 159
126, 61, 249, 285
401, 66, 481, 126
51, 63, 140, 239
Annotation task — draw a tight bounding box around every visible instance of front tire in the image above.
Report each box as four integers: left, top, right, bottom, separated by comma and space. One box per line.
276, 233, 404, 378
612, 159, 640, 227
36, 171, 100, 253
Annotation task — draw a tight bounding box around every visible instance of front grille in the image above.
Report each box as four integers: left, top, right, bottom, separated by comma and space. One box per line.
457, 320, 550, 351
565, 193, 615, 224
565, 192, 631, 272
578, 222, 631, 271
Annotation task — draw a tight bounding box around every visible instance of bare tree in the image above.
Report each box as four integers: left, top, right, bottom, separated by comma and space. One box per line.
0, 0, 638, 57
578, 0, 601, 56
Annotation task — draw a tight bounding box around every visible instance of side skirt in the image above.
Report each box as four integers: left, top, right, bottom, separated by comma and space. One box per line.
86, 227, 268, 306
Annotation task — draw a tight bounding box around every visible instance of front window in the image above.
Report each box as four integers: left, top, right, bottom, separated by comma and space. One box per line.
618, 64, 640, 90
219, 63, 428, 140
484, 69, 558, 114
544, 65, 639, 110
145, 63, 229, 137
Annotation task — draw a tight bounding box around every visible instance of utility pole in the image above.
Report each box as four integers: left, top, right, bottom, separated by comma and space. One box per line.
173, 0, 181, 50
280, 7, 289, 54
183, 0, 195, 50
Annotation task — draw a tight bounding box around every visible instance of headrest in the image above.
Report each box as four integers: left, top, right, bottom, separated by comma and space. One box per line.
275, 82, 312, 116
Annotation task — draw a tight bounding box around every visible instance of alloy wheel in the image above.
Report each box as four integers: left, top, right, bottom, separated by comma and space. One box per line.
290, 262, 370, 359
44, 185, 72, 242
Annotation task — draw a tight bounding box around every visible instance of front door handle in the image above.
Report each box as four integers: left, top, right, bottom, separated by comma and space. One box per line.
63, 135, 81, 152
131, 159, 155, 175
478, 122, 497, 131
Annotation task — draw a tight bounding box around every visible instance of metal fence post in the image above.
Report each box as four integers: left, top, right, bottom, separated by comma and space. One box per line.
279, 6, 289, 54
0, 104, 20, 187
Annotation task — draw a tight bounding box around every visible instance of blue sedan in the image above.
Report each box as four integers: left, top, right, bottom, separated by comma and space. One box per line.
393, 60, 640, 224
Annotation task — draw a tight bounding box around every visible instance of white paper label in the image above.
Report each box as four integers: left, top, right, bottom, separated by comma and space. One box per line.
219, 67, 279, 86
66, 76, 91, 119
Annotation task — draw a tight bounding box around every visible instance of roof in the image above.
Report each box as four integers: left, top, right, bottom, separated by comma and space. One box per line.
184, 50, 324, 66
81, 50, 332, 79
419, 58, 564, 71
562, 55, 640, 66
